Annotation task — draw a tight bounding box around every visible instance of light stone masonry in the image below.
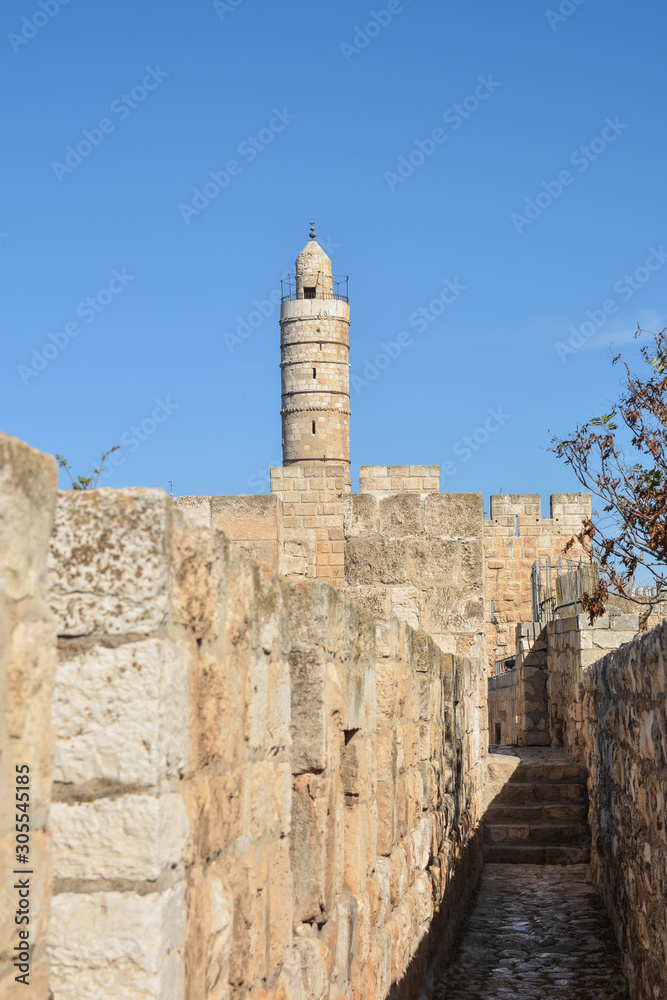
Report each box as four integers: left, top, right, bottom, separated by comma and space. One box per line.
545, 613, 667, 997
26, 469, 487, 999
0, 433, 57, 1000
484, 492, 591, 674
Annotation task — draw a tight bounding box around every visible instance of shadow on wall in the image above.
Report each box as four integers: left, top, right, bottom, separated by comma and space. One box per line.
385, 828, 483, 1000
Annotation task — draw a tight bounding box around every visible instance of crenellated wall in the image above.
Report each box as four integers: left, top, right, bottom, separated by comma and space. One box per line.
0, 433, 489, 1000
176, 482, 591, 679
484, 493, 591, 673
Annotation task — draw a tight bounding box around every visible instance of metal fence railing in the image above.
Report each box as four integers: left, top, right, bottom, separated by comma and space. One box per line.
280, 273, 349, 302
531, 556, 599, 625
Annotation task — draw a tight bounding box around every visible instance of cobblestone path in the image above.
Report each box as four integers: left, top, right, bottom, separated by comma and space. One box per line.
434, 865, 629, 999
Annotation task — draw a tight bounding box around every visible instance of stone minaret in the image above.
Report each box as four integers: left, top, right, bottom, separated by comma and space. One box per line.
279, 226, 350, 477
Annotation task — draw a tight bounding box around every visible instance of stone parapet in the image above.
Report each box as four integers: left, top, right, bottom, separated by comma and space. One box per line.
344, 491, 485, 663
40, 477, 487, 999
0, 434, 57, 999
359, 465, 440, 497
544, 611, 666, 996
546, 612, 639, 758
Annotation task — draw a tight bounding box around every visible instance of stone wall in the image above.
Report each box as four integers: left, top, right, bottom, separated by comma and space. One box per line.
45, 485, 487, 999
484, 493, 591, 673
177, 476, 592, 682
487, 671, 517, 745
545, 612, 667, 996
0, 434, 57, 999
584, 622, 667, 998
175, 465, 348, 590
175, 467, 486, 662
515, 622, 549, 747
174, 494, 283, 572
359, 466, 440, 498
545, 613, 638, 760
270, 464, 347, 587
344, 491, 485, 662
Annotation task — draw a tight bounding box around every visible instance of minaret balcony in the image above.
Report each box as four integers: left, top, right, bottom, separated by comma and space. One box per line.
281, 273, 349, 303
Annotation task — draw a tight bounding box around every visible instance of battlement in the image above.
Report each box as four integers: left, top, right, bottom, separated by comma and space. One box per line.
359, 464, 440, 496
176, 477, 592, 673
484, 493, 591, 672
487, 492, 591, 525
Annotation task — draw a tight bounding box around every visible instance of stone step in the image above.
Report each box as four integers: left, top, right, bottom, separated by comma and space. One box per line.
483, 844, 591, 865
506, 763, 588, 783
484, 821, 591, 847
498, 781, 587, 803
485, 801, 589, 823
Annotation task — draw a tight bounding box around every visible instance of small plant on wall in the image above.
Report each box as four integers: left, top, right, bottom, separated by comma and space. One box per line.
55, 446, 120, 490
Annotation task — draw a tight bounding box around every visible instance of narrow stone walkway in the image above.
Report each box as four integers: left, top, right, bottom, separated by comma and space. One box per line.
434, 865, 628, 999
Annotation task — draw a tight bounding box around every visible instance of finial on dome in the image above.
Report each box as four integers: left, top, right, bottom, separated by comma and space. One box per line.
309, 220, 316, 240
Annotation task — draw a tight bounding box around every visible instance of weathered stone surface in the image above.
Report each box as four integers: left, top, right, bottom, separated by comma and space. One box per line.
48, 886, 186, 999
379, 494, 423, 537
0, 435, 57, 600
51, 794, 189, 881
345, 538, 409, 586
52, 640, 189, 787
343, 493, 378, 537
0, 435, 57, 1000
49, 490, 171, 636
424, 493, 483, 538
171, 494, 211, 527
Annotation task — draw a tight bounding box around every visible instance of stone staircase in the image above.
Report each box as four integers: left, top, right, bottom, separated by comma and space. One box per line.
482, 747, 591, 864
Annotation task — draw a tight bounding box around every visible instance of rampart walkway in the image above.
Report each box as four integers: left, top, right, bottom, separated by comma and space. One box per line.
434, 864, 629, 998
434, 747, 629, 998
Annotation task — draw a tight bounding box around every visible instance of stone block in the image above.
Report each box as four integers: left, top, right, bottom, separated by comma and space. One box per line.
184, 867, 233, 1000
344, 539, 409, 586
376, 780, 396, 857
343, 803, 370, 894
291, 773, 336, 923
48, 885, 186, 999
424, 493, 483, 538
421, 589, 484, 635
379, 494, 422, 537
51, 794, 189, 881
233, 539, 280, 571
343, 494, 378, 537
0, 434, 57, 601
6, 612, 56, 823
610, 614, 640, 632
406, 539, 460, 588
344, 585, 390, 618
49, 490, 171, 637
389, 586, 420, 630
52, 639, 189, 788
172, 495, 211, 527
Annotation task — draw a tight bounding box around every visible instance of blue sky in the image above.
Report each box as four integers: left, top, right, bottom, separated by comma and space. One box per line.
2, 0, 666, 513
